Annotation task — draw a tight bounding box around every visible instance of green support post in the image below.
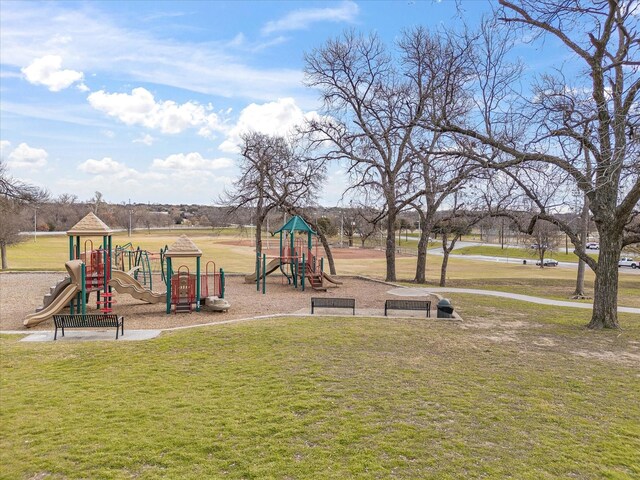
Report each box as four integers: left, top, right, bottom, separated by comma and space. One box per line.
166, 257, 172, 314
69, 236, 74, 260
75, 236, 80, 260
256, 252, 260, 292
301, 253, 305, 291
196, 257, 201, 312
262, 253, 266, 294
108, 235, 112, 298
81, 263, 86, 315
320, 257, 324, 274
220, 268, 225, 299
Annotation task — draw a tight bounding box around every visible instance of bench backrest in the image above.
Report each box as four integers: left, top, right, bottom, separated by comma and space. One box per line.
53, 314, 121, 327
385, 299, 431, 310
311, 297, 355, 308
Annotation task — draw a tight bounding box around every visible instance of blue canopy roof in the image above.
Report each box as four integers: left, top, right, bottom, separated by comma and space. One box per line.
274, 215, 316, 234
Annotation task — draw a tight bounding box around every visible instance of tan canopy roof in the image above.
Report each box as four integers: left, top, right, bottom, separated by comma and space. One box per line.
165, 234, 202, 257
67, 212, 112, 236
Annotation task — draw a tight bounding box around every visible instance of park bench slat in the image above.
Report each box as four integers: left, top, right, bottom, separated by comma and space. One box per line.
311, 297, 355, 315
384, 299, 431, 318
53, 314, 124, 340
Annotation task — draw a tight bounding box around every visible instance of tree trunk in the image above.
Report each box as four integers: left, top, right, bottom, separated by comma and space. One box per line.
385, 210, 397, 282
1, 241, 7, 270
414, 219, 433, 284
574, 195, 590, 296
440, 233, 461, 287
587, 227, 621, 329
317, 229, 337, 275
439, 233, 449, 287
255, 216, 263, 254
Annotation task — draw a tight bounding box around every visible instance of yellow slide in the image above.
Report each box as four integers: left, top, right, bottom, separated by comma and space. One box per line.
244, 258, 283, 283
24, 260, 83, 327
109, 269, 166, 304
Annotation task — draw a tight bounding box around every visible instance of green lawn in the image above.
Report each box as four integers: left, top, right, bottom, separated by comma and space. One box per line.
1, 295, 639, 479
452, 245, 599, 263
4, 232, 257, 272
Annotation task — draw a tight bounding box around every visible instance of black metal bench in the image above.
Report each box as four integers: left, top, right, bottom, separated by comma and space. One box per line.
384, 299, 431, 317
311, 297, 355, 315
53, 314, 124, 340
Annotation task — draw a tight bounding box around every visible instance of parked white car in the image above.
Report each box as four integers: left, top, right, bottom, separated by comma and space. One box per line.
586, 242, 599, 250
618, 257, 638, 269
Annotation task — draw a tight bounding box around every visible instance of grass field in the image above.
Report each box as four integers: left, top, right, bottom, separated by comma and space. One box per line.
2, 233, 639, 478
452, 245, 600, 263
1, 295, 639, 479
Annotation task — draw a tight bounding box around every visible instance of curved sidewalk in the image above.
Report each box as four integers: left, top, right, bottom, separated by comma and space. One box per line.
387, 287, 640, 314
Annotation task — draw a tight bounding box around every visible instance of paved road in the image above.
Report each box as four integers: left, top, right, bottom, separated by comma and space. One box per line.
388, 287, 640, 314
426, 244, 639, 276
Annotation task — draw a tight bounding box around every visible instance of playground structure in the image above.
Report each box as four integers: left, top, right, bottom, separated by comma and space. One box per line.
25, 213, 118, 327
113, 243, 154, 290
162, 235, 227, 314
24, 214, 228, 326
245, 215, 341, 294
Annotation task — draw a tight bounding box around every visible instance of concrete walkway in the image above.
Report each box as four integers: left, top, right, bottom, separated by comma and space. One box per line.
18, 329, 162, 342
387, 287, 640, 314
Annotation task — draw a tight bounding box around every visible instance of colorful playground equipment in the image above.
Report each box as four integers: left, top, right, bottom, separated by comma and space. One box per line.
245, 215, 341, 294
24, 214, 228, 326
25, 212, 115, 326
114, 243, 153, 289
163, 235, 226, 314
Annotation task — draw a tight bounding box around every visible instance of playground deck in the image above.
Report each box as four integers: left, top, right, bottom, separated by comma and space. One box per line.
0, 273, 439, 332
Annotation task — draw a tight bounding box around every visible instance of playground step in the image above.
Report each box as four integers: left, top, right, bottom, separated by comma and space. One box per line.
175, 303, 192, 314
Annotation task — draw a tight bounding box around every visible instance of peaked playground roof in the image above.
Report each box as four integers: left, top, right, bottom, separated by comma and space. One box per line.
274, 215, 316, 235
165, 234, 202, 257
66, 212, 112, 236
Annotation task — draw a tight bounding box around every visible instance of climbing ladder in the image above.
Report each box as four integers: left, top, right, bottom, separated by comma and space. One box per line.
171, 266, 195, 314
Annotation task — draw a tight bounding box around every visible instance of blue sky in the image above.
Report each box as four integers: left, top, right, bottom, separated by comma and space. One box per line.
1, 0, 511, 206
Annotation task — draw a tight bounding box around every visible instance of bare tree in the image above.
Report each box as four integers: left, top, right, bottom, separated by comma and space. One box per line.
91, 191, 104, 215
0, 160, 48, 269
530, 220, 560, 268
304, 31, 424, 281
222, 132, 327, 258
433, 3, 639, 328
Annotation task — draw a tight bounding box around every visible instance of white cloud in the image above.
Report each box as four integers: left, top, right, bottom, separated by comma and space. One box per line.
133, 134, 155, 146
1, 3, 309, 103
262, 1, 359, 35
21, 55, 85, 92
219, 97, 321, 153
7, 143, 48, 168
152, 152, 233, 171
0, 140, 11, 154
87, 87, 227, 136
78, 157, 124, 175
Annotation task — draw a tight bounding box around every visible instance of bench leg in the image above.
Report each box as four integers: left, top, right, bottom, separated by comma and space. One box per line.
352, 306, 355, 316
121, 321, 124, 337
311, 304, 314, 314
384, 305, 388, 316
54, 325, 58, 340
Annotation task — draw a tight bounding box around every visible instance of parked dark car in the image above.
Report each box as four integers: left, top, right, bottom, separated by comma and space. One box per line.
536, 258, 559, 267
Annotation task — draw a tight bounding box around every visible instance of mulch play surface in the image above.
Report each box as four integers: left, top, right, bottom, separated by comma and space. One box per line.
0, 273, 437, 332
